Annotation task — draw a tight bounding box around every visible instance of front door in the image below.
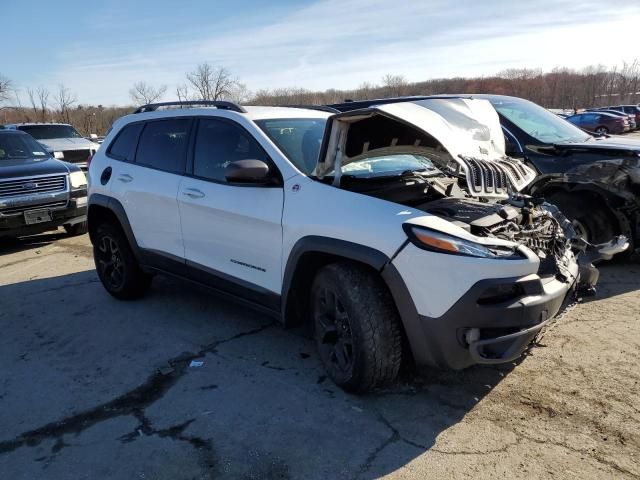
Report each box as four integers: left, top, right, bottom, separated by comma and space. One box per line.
178, 118, 284, 304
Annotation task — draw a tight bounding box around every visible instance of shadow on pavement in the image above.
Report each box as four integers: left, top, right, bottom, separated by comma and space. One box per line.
0, 229, 68, 256
0, 269, 519, 479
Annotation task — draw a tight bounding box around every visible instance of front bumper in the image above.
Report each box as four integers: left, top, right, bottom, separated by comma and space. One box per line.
415, 273, 576, 370
0, 199, 86, 237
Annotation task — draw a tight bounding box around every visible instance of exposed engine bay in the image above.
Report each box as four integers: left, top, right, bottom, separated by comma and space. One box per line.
339, 169, 575, 277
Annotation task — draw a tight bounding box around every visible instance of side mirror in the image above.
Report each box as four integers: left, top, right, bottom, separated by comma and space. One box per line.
224, 159, 273, 184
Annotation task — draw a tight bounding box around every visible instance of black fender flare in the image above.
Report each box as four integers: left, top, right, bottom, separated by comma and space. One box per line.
281, 236, 428, 365
88, 194, 142, 260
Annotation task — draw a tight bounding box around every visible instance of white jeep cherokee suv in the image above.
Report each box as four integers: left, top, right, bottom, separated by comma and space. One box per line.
88, 99, 614, 392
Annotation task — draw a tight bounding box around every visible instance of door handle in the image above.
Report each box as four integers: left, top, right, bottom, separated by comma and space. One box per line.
182, 188, 205, 199
118, 174, 133, 183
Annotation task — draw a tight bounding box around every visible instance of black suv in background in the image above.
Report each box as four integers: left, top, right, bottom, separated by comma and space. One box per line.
0, 130, 88, 238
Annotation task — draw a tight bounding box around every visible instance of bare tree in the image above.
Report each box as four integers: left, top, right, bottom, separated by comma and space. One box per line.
227, 82, 251, 104
129, 81, 167, 105
26, 87, 39, 118
55, 84, 77, 123
175, 84, 191, 102
37, 87, 50, 121
0, 74, 11, 102
186, 63, 237, 100
381, 74, 408, 97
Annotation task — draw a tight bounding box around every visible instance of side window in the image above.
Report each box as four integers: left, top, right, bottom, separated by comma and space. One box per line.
107, 123, 143, 161
193, 118, 271, 182
135, 119, 191, 173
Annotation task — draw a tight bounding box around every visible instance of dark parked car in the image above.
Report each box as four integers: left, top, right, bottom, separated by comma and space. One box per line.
0, 130, 88, 238
586, 108, 636, 130
609, 104, 640, 127
565, 111, 628, 134
329, 95, 640, 255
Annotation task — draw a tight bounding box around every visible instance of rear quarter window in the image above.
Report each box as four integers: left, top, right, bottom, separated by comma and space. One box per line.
107, 123, 143, 161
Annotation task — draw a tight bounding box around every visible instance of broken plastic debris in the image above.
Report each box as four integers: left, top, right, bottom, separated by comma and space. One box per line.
189, 360, 204, 368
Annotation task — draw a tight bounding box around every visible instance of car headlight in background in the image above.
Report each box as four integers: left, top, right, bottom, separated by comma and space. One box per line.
403, 225, 522, 259
69, 170, 88, 189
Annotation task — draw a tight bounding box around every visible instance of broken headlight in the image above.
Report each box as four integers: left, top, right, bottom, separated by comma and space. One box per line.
403, 225, 524, 259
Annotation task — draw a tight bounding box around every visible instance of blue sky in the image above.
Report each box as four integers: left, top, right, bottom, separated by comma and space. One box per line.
2, 0, 640, 105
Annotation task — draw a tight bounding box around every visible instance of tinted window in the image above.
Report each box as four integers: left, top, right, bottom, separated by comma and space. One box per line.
255, 118, 326, 175
135, 119, 191, 173
18, 124, 83, 140
0, 132, 49, 160
107, 123, 143, 161
193, 119, 270, 182
489, 97, 590, 143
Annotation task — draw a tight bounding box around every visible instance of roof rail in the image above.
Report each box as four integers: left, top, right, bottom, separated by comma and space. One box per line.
133, 100, 247, 114
283, 104, 341, 113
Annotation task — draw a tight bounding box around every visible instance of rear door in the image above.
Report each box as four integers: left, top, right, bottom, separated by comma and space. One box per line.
178, 117, 283, 304
109, 118, 192, 263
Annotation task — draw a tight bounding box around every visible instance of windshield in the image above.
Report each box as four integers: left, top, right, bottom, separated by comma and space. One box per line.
17, 124, 83, 140
255, 118, 326, 175
342, 153, 440, 178
488, 97, 591, 144
0, 133, 50, 160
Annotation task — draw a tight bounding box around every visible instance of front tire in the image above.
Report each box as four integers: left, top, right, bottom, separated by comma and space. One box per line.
93, 223, 151, 300
64, 221, 88, 236
547, 192, 616, 244
311, 262, 403, 393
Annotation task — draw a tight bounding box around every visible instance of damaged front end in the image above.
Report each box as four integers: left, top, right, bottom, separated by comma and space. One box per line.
316, 98, 629, 295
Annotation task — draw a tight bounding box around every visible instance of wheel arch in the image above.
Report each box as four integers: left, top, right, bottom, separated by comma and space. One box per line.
534, 181, 635, 244
88, 194, 141, 259
281, 235, 422, 366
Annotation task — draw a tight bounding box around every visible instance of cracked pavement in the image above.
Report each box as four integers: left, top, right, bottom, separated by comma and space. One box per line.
0, 232, 639, 479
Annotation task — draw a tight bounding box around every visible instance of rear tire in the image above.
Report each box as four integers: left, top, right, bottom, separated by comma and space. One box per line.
64, 221, 88, 236
595, 126, 609, 135
311, 262, 403, 393
93, 222, 151, 300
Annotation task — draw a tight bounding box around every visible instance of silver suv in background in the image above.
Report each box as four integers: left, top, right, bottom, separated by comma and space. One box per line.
3, 123, 100, 169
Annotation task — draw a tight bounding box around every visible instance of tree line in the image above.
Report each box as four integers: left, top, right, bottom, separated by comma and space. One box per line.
1, 60, 639, 136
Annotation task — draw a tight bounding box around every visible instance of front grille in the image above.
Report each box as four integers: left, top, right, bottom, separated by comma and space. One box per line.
0, 175, 67, 198
62, 149, 90, 164
0, 200, 68, 216
459, 155, 537, 196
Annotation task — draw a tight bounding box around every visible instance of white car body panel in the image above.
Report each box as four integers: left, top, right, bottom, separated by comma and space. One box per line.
108, 159, 185, 258
392, 243, 538, 317
178, 177, 284, 293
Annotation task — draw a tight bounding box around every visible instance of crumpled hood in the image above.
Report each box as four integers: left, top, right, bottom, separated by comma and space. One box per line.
377, 98, 507, 160
38, 137, 100, 152
316, 98, 537, 198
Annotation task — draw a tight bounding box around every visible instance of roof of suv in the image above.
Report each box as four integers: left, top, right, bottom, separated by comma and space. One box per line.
241, 106, 332, 120
119, 105, 332, 126
4, 122, 73, 127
